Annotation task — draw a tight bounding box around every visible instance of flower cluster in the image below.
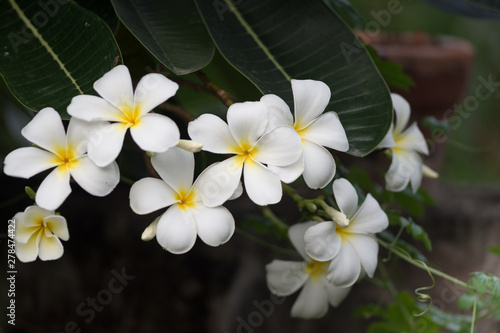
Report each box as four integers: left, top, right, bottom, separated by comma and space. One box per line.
266, 178, 388, 318
378, 93, 436, 192
4, 65, 431, 319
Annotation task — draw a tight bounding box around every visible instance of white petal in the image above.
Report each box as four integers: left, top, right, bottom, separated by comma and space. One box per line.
302, 140, 336, 189
304, 221, 340, 261
44, 215, 69, 241
392, 93, 411, 136
292, 79, 331, 129
187, 114, 238, 154
67, 95, 124, 122
70, 156, 119, 197
410, 155, 424, 193
151, 147, 194, 191
194, 205, 235, 247
16, 230, 42, 262
260, 94, 293, 131
291, 278, 330, 319
348, 234, 379, 278
195, 157, 244, 207
268, 155, 304, 184
130, 113, 179, 153
3, 147, 58, 178
377, 123, 396, 149
265, 260, 308, 296
397, 122, 429, 155
129, 178, 177, 214
227, 101, 268, 147
243, 158, 282, 206
38, 230, 64, 261
14, 212, 38, 244
23, 205, 53, 227
87, 122, 128, 167
301, 112, 349, 151
21, 107, 65, 153
288, 221, 318, 260
252, 126, 302, 166
156, 205, 197, 254
333, 178, 359, 219
326, 281, 352, 307
93, 65, 134, 110
66, 118, 105, 157
134, 74, 179, 116
229, 182, 243, 200
326, 241, 361, 287
35, 166, 72, 211
349, 194, 388, 234
385, 150, 421, 192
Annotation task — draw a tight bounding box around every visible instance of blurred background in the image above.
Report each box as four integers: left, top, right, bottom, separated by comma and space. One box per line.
1, 0, 500, 332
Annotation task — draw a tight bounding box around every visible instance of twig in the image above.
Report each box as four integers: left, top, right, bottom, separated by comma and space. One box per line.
195, 71, 234, 107
156, 102, 195, 123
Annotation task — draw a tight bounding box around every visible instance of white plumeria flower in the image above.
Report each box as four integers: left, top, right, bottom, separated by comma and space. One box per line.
67, 65, 180, 167
378, 93, 429, 192
304, 178, 388, 287
187, 101, 302, 206
266, 222, 352, 319
129, 147, 236, 254
3, 108, 120, 211
261, 79, 349, 189
14, 205, 69, 262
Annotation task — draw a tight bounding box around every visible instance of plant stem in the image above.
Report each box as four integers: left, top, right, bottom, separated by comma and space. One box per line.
235, 227, 298, 257
157, 102, 195, 123
261, 206, 288, 231
377, 237, 471, 290
120, 176, 135, 186
470, 293, 477, 333
195, 71, 234, 107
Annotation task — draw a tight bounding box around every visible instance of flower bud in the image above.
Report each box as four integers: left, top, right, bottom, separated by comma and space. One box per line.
177, 139, 203, 153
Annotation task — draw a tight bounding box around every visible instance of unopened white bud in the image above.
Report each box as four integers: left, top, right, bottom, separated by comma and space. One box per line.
177, 139, 203, 153
324, 206, 350, 228
141, 217, 160, 241
422, 164, 439, 179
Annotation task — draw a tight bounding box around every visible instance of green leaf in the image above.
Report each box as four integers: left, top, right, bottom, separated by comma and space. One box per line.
111, 0, 214, 75
195, 0, 392, 156
366, 45, 415, 91
0, 0, 121, 119
402, 217, 432, 251
465, 0, 500, 11
423, 0, 500, 18
488, 245, 500, 257
322, 0, 364, 29
468, 272, 500, 297
75, 0, 120, 33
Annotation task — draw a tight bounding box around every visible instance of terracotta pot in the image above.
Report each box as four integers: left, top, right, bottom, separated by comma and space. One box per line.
358, 31, 475, 119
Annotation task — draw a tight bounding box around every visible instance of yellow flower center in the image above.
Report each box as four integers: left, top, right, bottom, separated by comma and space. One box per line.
52, 145, 80, 171
233, 141, 257, 160
119, 104, 142, 127
335, 224, 353, 242
306, 260, 329, 279
293, 122, 308, 137
175, 188, 198, 210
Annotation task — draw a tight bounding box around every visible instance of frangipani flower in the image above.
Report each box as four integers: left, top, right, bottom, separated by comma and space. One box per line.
304, 178, 388, 287
68, 65, 180, 167
129, 147, 235, 254
261, 79, 349, 189
14, 205, 69, 262
266, 222, 352, 319
378, 93, 429, 192
3, 108, 119, 210
187, 101, 302, 206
